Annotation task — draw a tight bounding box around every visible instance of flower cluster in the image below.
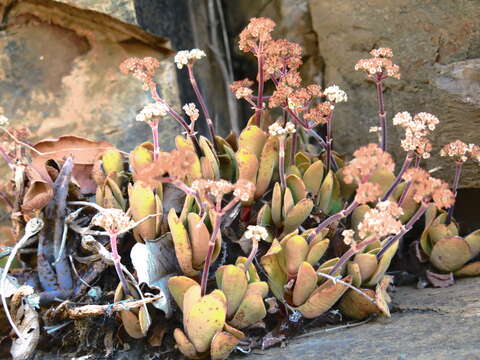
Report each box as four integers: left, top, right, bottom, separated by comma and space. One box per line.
233, 179, 256, 202
174, 49, 206, 69
183, 103, 199, 123
244, 225, 269, 242
303, 102, 333, 124
268, 121, 296, 137
354, 47, 400, 80
136, 102, 169, 123
323, 85, 348, 103
354, 182, 383, 204
440, 140, 478, 163
263, 39, 303, 78
392, 111, 439, 158
342, 229, 355, 246
0, 115, 9, 127
357, 201, 404, 240
238, 17, 276, 53
343, 144, 395, 184
119, 57, 160, 90
92, 209, 135, 234
402, 168, 455, 209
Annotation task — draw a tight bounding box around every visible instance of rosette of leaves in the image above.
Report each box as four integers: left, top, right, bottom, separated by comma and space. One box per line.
420, 206, 480, 276
260, 231, 351, 318
168, 208, 221, 277
256, 180, 313, 238
215, 259, 269, 329
235, 124, 279, 203
167, 277, 245, 360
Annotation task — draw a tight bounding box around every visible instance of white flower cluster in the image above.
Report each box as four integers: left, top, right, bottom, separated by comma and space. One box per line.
369, 126, 381, 133
323, 85, 348, 103
136, 102, 169, 123
183, 103, 199, 122
235, 87, 253, 99
440, 140, 478, 163
268, 121, 296, 137
392, 111, 439, 158
244, 225, 269, 242
174, 49, 206, 69
342, 229, 355, 246
0, 115, 9, 126
357, 201, 403, 240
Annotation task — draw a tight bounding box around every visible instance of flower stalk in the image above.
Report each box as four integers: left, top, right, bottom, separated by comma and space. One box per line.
446, 161, 462, 225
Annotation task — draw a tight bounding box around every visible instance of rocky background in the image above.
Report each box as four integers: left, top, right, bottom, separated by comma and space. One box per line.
0, 0, 479, 187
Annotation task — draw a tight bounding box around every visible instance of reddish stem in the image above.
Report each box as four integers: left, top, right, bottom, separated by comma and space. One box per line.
307, 201, 359, 242
446, 162, 462, 225
187, 64, 216, 144
279, 137, 286, 190
328, 235, 378, 276
200, 212, 222, 296
109, 233, 131, 296
377, 203, 429, 258
255, 43, 265, 126
375, 79, 387, 151
243, 239, 258, 274
326, 111, 334, 172
150, 121, 160, 161
382, 151, 414, 201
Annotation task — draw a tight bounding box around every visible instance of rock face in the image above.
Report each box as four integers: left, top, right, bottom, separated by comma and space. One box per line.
308, 0, 480, 187
0, 0, 180, 152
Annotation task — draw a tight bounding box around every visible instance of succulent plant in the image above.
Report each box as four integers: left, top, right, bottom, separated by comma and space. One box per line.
420, 206, 480, 276
168, 208, 222, 277
215, 259, 269, 329
168, 277, 244, 360
260, 231, 351, 318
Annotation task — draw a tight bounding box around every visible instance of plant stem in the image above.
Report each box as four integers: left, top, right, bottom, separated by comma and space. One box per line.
326, 112, 334, 172
375, 80, 387, 151
307, 201, 359, 242
446, 161, 462, 225
255, 43, 265, 126
200, 212, 222, 296
187, 64, 216, 144
278, 136, 286, 190
328, 235, 378, 276
381, 151, 414, 201
150, 122, 160, 161
243, 239, 258, 274
377, 203, 428, 258
109, 233, 130, 297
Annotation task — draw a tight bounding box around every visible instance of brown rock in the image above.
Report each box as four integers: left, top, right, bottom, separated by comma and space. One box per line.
0, 0, 180, 153
308, 0, 480, 187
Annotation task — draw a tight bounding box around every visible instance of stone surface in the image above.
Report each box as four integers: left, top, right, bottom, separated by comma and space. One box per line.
0, 0, 179, 152
241, 277, 480, 360
308, 0, 480, 187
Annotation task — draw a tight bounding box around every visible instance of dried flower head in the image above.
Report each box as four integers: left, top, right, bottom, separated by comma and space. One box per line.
357, 201, 403, 240
355, 48, 400, 80
136, 102, 169, 123
0, 115, 9, 127
268, 121, 296, 137
92, 208, 135, 234
440, 140, 478, 163
402, 168, 455, 209
354, 182, 383, 204
174, 49, 206, 69
393, 111, 439, 158
264, 39, 303, 76
239, 17, 276, 53
168, 148, 197, 180
343, 144, 395, 184
304, 102, 333, 125
323, 85, 348, 103
233, 179, 256, 202
120, 57, 160, 90
183, 103, 199, 123
244, 225, 269, 242
342, 229, 355, 246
